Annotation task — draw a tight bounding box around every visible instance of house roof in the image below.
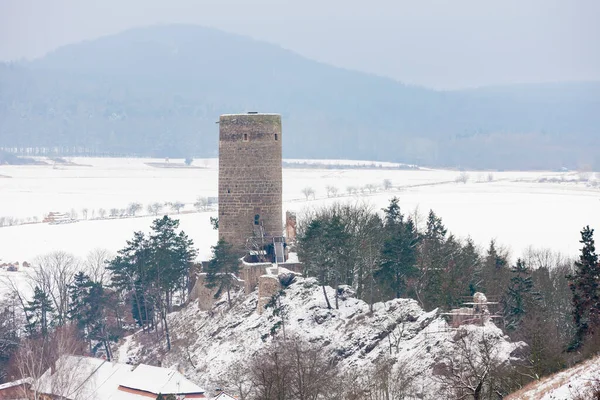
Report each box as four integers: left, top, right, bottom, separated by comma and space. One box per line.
213, 392, 237, 400
119, 363, 205, 395
34, 355, 204, 399
0, 377, 33, 390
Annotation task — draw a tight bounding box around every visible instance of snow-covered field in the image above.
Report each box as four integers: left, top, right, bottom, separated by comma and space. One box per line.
0, 157, 599, 268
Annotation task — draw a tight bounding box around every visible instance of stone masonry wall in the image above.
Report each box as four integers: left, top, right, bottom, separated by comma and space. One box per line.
218, 113, 282, 251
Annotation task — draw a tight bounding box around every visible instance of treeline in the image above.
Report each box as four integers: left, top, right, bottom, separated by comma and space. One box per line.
0, 216, 197, 382
297, 199, 600, 379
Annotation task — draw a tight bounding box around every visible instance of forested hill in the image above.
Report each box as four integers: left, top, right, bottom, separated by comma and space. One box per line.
1, 24, 599, 170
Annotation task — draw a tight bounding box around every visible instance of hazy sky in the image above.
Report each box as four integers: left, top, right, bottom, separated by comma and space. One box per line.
1, 0, 599, 89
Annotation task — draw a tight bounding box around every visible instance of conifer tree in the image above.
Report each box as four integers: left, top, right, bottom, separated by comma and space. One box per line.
568, 226, 600, 349
25, 286, 55, 337
377, 198, 419, 299
298, 219, 333, 309
416, 210, 448, 309
205, 239, 240, 308
504, 258, 539, 331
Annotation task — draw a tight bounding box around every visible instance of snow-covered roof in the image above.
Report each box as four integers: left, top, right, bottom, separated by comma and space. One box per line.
213, 392, 237, 400
119, 363, 205, 395
0, 377, 33, 390
33, 355, 204, 399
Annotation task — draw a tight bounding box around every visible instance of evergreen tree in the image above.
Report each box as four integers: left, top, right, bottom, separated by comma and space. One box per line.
148, 216, 197, 311
377, 198, 419, 299
504, 259, 539, 331
416, 210, 448, 310
568, 226, 600, 349
205, 239, 240, 308
438, 235, 478, 309
25, 286, 55, 337
298, 219, 333, 309
68, 272, 92, 338
480, 240, 510, 300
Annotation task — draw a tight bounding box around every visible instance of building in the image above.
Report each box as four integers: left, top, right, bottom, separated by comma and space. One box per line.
218, 113, 283, 253
13, 355, 206, 400
0, 378, 32, 399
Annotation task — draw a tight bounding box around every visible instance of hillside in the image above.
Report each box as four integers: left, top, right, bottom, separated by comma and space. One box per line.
506, 354, 600, 399
118, 275, 526, 399
1, 24, 599, 169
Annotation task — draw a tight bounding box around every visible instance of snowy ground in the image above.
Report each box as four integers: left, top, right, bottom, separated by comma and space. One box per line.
0, 157, 598, 267
119, 275, 525, 398
506, 354, 600, 399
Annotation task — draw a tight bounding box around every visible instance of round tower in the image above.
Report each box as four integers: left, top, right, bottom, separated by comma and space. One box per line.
218, 113, 282, 251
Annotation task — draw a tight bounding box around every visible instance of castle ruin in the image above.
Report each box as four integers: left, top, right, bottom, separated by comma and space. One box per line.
218, 113, 283, 252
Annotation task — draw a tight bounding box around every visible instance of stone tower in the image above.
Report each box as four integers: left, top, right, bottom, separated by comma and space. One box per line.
218, 113, 283, 251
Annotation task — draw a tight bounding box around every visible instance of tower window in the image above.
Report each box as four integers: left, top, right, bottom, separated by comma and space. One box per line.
243, 133, 248, 141
274, 134, 278, 141
254, 214, 260, 225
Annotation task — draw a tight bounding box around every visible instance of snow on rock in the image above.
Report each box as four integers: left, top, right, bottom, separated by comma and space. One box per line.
507, 354, 600, 400
119, 277, 525, 396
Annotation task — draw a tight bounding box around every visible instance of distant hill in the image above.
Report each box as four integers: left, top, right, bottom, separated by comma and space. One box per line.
0, 24, 599, 170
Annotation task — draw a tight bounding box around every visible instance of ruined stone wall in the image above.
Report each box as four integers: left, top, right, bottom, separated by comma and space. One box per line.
189, 274, 221, 311
257, 275, 281, 314
240, 261, 271, 294
218, 113, 282, 251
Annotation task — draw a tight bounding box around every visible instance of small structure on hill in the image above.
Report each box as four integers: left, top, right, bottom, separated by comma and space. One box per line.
446, 292, 499, 327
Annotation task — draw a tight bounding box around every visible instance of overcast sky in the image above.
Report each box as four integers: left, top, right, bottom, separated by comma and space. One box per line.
1, 0, 599, 89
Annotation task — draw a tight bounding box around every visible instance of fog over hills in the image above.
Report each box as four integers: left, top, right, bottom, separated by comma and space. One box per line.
1, 24, 599, 169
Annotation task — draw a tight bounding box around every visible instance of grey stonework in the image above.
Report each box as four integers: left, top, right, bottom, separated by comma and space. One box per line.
218, 113, 283, 251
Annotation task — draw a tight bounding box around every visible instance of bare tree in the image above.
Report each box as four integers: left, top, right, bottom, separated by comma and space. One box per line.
84, 248, 113, 285
301, 187, 315, 200
13, 325, 87, 400
69, 208, 78, 220
365, 183, 377, 193
455, 172, 470, 184
28, 252, 79, 326
127, 202, 142, 216
98, 208, 106, 219
219, 362, 254, 400
487, 173, 494, 182
434, 328, 509, 400
81, 208, 88, 220
147, 202, 164, 216
325, 185, 338, 198
170, 201, 185, 214
383, 178, 392, 190
249, 338, 338, 400
109, 208, 119, 218
194, 197, 209, 212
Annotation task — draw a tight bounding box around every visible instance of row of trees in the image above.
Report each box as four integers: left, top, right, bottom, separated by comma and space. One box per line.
0, 197, 216, 229
301, 180, 394, 201
297, 199, 599, 379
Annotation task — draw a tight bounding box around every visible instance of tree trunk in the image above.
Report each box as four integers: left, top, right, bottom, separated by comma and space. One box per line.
334, 275, 339, 310
322, 285, 332, 309
227, 286, 232, 309
162, 310, 171, 351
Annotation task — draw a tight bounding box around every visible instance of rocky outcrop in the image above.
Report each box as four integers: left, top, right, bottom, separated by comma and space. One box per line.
119, 277, 526, 397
